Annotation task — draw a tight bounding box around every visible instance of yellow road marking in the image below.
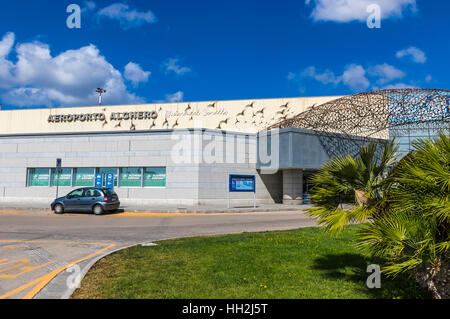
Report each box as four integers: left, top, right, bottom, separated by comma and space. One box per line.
0, 210, 212, 217
106, 212, 209, 217
4, 245, 23, 249
0, 261, 56, 279
0, 209, 25, 215
0, 240, 111, 245
0, 241, 115, 299
0, 259, 29, 272
0, 259, 10, 266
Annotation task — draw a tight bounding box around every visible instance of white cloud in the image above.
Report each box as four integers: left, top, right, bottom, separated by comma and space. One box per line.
291, 59, 423, 93
163, 58, 192, 76
83, 0, 96, 12
342, 64, 370, 91
0, 33, 15, 88
165, 91, 184, 103
124, 62, 151, 86
396, 46, 426, 63
295, 64, 370, 91
301, 66, 340, 85
425, 75, 432, 83
306, 0, 417, 23
0, 32, 14, 58
368, 63, 405, 85
0, 32, 144, 107
98, 3, 157, 29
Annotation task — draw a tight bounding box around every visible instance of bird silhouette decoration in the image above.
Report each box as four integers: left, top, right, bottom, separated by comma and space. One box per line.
216, 118, 229, 129
276, 108, 290, 116
254, 107, 265, 116
236, 110, 245, 118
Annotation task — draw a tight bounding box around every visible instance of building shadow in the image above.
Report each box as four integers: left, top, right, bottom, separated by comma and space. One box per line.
312, 253, 432, 299
258, 171, 283, 204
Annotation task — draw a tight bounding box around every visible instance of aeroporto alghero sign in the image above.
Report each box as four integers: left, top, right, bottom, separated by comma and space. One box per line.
47, 111, 158, 123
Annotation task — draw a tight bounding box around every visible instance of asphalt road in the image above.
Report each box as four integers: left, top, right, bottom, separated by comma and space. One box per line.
0, 210, 317, 299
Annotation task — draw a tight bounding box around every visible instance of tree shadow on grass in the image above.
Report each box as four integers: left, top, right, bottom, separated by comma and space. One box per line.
312, 253, 432, 299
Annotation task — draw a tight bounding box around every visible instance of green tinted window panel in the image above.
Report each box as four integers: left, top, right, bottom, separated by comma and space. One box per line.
144, 167, 166, 187
73, 168, 95, 187
119, 168, 142, 187
29, 168, 50, 187
51, 168, 72, 187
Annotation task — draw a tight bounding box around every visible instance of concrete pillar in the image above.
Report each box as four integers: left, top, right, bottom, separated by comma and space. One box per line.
282, 169, 303, 205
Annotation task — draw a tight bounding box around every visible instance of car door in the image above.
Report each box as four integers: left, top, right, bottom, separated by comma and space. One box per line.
82, 189, 100, 211
64, 189, 85, 211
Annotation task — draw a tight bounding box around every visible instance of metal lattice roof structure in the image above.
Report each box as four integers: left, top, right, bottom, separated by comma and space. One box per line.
269, 89, 450, 158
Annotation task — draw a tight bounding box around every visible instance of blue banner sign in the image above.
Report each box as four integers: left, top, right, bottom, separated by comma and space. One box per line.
95, 174, 103, 188
229, 175, 256, 193
106, 173, 114, 190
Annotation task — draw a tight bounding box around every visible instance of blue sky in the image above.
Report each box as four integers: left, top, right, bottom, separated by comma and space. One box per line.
0, 0, 448, 109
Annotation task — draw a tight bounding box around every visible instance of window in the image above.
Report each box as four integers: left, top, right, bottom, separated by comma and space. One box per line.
103, 189, 117, 197
143, 167, 166, 187
84, 189, 100, 197
68, 189, 84, 198
98, 168, 118, 187
119, 167, 142, 187
28, 168, 50, 187
73, 168, 95, 187
51, 168, 72, 187
27, 167, 167, 188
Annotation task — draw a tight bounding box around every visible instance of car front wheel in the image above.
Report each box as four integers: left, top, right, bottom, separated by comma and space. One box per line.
93, 205, 104, 216
54, 204, 64, 214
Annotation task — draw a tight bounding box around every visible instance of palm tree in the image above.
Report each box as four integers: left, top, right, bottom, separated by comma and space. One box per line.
357, 132, 449, 299
308, 132, 449, 299
307, 139, 398, 232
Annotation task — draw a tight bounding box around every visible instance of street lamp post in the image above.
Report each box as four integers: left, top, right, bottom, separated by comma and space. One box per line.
96, 88, 107, 106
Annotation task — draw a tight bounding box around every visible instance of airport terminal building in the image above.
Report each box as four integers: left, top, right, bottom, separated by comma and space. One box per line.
0, 89, 448, 206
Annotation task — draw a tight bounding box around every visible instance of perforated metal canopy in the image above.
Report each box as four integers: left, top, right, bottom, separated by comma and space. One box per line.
269, 89, 450, 158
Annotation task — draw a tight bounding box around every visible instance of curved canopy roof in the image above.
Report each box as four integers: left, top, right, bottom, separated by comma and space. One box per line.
269, 89, 450, 158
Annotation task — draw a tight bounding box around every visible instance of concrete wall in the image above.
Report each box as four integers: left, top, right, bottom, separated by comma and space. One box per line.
0, 129, 283, 206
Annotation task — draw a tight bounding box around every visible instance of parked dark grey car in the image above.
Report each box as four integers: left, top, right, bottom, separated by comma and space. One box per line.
51, 188, 120, 215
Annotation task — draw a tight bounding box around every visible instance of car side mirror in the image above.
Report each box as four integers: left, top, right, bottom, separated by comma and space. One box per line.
67, 195, 73, 199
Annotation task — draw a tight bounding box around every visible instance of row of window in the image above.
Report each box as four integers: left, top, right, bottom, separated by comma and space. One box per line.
27, 167, 166, 188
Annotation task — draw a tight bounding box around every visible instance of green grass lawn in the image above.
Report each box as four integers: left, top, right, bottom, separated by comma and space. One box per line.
72, 226, 430, 299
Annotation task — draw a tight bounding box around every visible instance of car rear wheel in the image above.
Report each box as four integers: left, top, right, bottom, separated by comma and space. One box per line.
93, 205, 104, 216
54, 204, 64, 214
